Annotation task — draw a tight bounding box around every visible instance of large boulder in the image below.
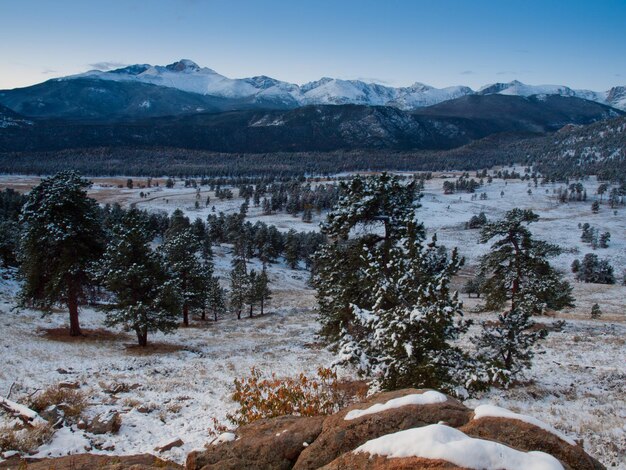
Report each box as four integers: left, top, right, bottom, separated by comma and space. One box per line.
186, 415, 325, 470
293, 389, 472, 470
0, 453, 181, 469
320, 424, 571, 470
461, 413, 605, 470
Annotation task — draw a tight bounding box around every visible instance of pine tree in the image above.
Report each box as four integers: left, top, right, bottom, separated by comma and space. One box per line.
161, 227, 207, 326
255, 267, 272, 315
478, 209, 574, 314
246, 269, 258, 317
18, 172, 104, 336
284, 229, 299, 269
590, 303, 602, 319
475, 209, 574, 384
206, 276, 226, 321
229, 256, 248, 319
99, 210, 181, 346
314, 173, 472, 392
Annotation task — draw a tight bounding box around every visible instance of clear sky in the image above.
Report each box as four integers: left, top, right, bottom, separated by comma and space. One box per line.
1, 0, 625, 91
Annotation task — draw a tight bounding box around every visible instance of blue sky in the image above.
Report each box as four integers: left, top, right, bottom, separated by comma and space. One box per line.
1, 0, 625, 90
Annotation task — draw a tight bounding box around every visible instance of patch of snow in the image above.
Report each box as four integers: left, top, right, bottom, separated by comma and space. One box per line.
344, 391, 448, 421
211, 432, 236, 445
354, 424, 564, 470
31, 427, 91, 458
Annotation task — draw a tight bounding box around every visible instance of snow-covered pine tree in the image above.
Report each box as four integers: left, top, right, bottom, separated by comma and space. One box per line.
478, 209, 574, 314
206, 276, 226, 321
161, 227, 207, 326
255, 267, 272, 315
18, 171, 105, 336
229, 256, 248, 319
284, 229, 299, 269
590, 303, 602, 319
246, 269, 258, 317
315, 173, 472, 393
98, 209, 181, 346
475, 209, 574, 384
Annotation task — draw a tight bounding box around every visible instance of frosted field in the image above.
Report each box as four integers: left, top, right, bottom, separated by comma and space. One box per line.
0, 172, 624, 466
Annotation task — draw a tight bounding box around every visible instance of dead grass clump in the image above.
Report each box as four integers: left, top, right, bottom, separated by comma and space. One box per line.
0, 421, 54, 453
38, 327, 130, 343
30, 384, 87, 424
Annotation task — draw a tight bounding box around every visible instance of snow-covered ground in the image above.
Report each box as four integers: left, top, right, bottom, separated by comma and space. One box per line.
0, 255, 330, 464
0, 172, 624, 466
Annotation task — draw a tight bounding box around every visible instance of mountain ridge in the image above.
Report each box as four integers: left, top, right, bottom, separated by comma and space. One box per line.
1, 60, 624, 121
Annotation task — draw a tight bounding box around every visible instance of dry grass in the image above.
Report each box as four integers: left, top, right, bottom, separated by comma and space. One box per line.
0, 422, 54, 453
29, 384, 87, 424
123, 341, 186, 355
38, 327, 131, 343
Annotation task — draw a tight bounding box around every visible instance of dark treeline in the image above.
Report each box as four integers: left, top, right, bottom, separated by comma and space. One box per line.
0, 140, 525, 178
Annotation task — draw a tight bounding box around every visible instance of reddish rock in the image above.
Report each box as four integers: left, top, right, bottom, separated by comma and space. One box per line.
0, 453, 182, 469
461, 416, 605, 470
293, 389, 472, 470
186, 415, 325, 470
320, 453, 471, 469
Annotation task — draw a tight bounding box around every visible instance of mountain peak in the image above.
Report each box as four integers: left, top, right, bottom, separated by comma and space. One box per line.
165, 59, 201, 72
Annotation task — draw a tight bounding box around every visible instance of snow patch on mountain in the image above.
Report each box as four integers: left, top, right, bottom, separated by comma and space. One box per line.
58, 60, 626, 111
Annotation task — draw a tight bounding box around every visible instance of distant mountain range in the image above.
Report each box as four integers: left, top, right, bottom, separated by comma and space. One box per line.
0, 59, 624, 120
0, 94, 621, 154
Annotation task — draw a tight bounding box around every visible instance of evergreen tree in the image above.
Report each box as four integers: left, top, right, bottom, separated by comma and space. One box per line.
475, 209, 574, 384
161, 228, 207, 326
99, 210, 181, 346
576, 254, 615, 284
246, 269, 258, 317
284, 229, 299, 269
478, 209, 574, 314
19, 172, 104, 336
315, 173, 472, 392
206, 276, 226, 321
229, 256, 248, 319
255, 267, 272, 315
590, 303, 602, 319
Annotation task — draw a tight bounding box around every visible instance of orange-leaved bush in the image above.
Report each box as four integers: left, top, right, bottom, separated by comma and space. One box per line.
226, 367, 361, 426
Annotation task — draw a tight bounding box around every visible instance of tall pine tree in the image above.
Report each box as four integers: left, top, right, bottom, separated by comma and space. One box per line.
161, 227, 207, 326
476, 209, 574, 384
99, 210, 181, 346
19, 171, 104, 336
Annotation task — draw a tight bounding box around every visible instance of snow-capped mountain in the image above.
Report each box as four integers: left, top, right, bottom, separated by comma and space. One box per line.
61, 60, 478, 110
2, 60, 624, 120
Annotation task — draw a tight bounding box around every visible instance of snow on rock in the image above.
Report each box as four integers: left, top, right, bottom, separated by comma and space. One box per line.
354, 424, 564, 470
212, 432, 236, 445
344, 391, 448, 421
31, 426, 91, 458
473, 404, 577, 446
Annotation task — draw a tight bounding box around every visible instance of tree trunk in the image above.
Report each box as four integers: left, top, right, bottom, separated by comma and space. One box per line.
260, 298, 264, 315
183, 303, 189, 326
201, 308, 206, 321
237, 308, 241, 320
249, 303, 253, 318
136, 327, 148, 347
67, 281, 82, 337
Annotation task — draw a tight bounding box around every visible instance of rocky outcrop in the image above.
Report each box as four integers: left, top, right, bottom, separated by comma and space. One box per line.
3, 389, 603, 470
0, 453, 182, 469
189, 388, 604, 470
293, 389, 471, 470
186, 415, 325, 470
461, 415, 604, 470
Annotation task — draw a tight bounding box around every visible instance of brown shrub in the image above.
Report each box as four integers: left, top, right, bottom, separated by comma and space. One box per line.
30, 384, 87, 424
226, 367, 362, 427
0, 421, 54, 453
